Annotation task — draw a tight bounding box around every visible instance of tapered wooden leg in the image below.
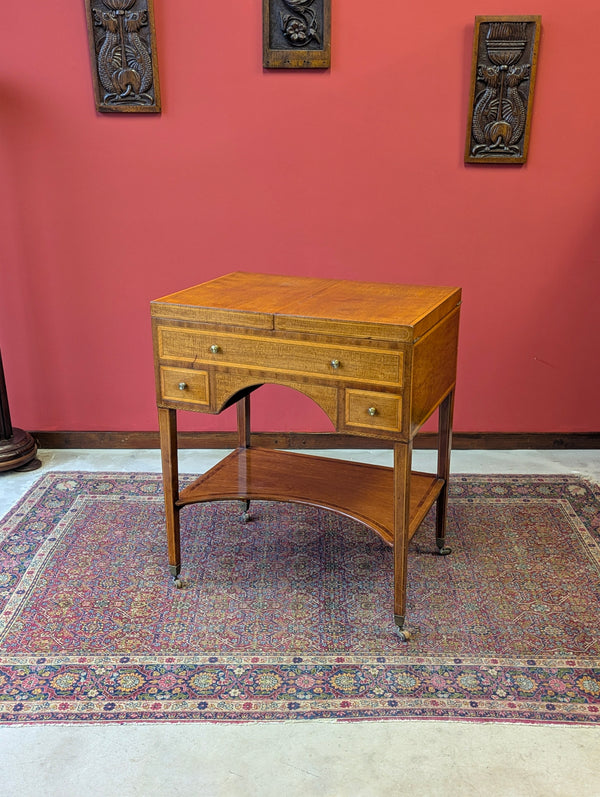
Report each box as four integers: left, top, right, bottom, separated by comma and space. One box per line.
237, 394, 251, 520
393, 441, 413, 640
237, 393, 251, 448
436, 389, 455, 555
158, 407, 182, 581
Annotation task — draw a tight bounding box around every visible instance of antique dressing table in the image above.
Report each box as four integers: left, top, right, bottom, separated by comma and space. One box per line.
151, 272, 461, 639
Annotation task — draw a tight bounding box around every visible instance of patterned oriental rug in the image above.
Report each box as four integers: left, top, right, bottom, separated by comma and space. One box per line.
0, 471, 599, 725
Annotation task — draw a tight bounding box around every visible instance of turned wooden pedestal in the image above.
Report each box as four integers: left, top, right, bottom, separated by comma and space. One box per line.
0, 350, 41, 473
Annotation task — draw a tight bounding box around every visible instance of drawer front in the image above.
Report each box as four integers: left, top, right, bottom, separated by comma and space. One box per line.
158, 327, 403, 386
160, 366, 209, 406
344, 389, 403, 433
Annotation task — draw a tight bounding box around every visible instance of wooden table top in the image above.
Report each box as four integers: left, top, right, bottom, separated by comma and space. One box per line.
152, 272, 462, 341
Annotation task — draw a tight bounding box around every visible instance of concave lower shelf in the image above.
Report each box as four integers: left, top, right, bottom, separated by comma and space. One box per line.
177, 448, 444, 546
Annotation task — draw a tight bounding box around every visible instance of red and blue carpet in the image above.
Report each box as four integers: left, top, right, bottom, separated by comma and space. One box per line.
0, 471, 599, 724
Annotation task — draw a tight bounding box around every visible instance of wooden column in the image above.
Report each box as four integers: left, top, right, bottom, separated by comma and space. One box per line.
0, 350, 40, 472
393, 440, 413, 639
158, 406, 181, 578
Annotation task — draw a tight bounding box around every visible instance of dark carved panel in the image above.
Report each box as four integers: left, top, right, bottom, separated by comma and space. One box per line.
84, 0, 161, 113
263, 0, 331, 69
465, 16, 541, 164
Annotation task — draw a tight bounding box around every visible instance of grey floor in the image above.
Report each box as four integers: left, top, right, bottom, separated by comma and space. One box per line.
1, 448, 600, 797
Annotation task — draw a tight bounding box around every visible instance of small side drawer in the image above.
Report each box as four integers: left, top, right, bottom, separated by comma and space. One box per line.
344, 389, 403, 433
160, 367, 209, 406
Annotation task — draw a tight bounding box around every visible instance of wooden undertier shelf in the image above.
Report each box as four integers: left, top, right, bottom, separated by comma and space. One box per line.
177, 448, 445, 546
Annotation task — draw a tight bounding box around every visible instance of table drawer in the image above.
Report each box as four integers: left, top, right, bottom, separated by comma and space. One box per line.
344, 389, 403, 433
157, 327, 403, 386
159, 366, 209, 406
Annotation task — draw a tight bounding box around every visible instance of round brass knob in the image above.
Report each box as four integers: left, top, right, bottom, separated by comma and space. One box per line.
210, 344, 220, 354
330, 359, 341, 369
178, 382, 187, 391
367, 406, 377, 416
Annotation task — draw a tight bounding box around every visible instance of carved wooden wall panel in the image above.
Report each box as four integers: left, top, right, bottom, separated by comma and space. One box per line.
85, 0, 161, 113
263, 0, 331, 69
465, 16, 541, 164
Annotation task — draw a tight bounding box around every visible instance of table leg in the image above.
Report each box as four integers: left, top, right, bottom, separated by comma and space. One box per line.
237, 393, 251, 448
237, 394, 251, 520
393, 440, 413, 641
436, 388, 454, 555
158, 406, 182, 584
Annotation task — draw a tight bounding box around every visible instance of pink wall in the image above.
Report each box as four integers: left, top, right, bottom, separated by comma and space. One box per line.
1, 1, 599, 435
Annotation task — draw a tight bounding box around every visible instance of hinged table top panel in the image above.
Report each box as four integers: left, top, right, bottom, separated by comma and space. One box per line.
151, 272, 461, 341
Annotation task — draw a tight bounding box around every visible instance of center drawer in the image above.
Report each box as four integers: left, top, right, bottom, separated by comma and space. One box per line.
157, 327, 403, 386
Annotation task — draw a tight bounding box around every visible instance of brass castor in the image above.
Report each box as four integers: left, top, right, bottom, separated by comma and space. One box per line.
394, 615, 411, 642
436, 538, 452, 556
169, 564, 184, 588
241, 499, 251, 522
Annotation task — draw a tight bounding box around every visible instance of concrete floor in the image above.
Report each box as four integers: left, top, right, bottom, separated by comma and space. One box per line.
1, 448, 599, 797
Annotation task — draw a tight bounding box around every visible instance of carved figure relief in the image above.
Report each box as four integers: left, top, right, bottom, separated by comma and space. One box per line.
263, 0, 331, 69
465, 16, 540, 164
85, 0, 161, 113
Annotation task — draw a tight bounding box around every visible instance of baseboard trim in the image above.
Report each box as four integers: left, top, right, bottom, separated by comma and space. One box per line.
32, 431, 600, 450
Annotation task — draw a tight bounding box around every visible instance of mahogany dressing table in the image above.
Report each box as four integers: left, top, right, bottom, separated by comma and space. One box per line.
151, 272, 461, 639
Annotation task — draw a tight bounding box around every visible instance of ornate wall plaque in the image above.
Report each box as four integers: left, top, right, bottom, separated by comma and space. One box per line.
465, 16, 540, 164
85, 0, 161, 113
263, 0, 331, 69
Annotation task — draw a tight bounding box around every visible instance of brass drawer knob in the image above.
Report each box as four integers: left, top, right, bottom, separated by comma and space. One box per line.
367, 406, 377, 416
178, 382, 188, 391
210, 344, 220, 354
330, 359, 341, 369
